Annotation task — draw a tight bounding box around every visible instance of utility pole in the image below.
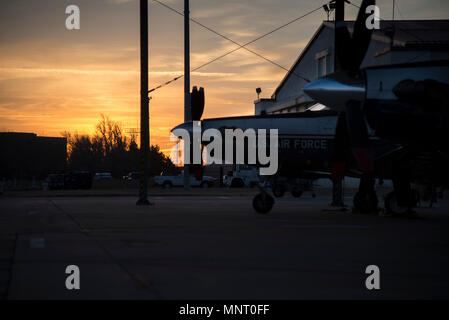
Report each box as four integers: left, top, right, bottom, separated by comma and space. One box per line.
392, 0, 395, 21
331, 0, 345, 207
137, 0, 151, 205
390, 0, 396, 48
183, 0, 191, 189
334, 0, 344, 72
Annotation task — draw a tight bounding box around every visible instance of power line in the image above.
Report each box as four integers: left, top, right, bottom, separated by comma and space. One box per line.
395, 0, 405, 20
152, 0, 310, 82
148, 1, 326, 93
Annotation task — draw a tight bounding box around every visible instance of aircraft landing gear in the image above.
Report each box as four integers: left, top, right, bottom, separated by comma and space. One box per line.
385, 189, 418, 215
353, 190, 378, 213
353, 172, 378, 214
385, 191, 409, 215
253, 191, 274, 214
272, 184, 286, 198
387, 163, 417, 215
291, 187, 303, 198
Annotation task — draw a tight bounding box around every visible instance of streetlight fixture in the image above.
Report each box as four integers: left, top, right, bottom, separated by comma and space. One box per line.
256, 87, 261, 100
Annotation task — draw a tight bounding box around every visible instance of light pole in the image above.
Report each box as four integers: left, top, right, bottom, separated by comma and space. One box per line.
183, 0, 191, 189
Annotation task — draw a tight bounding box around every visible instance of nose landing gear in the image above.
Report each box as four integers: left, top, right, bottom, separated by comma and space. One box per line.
252, 191, 274, 214
253, 182, 274, 214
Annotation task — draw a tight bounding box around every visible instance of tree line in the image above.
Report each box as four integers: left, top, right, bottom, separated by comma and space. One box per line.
62, 115, 178, 178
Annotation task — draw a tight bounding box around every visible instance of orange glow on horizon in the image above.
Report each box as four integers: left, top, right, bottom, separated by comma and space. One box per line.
2, 0, 418, 158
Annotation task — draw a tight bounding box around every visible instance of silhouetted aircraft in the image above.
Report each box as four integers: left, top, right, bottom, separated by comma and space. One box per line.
172, 1, 448, 214
172, 107, 398, 214
304, 0, 449, 214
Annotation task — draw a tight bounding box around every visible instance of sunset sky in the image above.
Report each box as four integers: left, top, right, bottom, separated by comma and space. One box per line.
1, 0, 448, 155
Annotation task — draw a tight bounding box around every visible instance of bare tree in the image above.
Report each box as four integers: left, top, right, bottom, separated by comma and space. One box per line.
64, 115, 178, 178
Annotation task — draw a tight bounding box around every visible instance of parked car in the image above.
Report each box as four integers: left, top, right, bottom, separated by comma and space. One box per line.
223, 165, 260, 188
64, 171, 92, 190
46, 174, 65, 190
94, 172, 112, 180
154, 173, 215, 189
122, 172, 141, 181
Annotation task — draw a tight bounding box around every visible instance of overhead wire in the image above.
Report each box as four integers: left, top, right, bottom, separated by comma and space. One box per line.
395, 0, 405, 20
148, 1, 327, 93
152, 0, 311, 82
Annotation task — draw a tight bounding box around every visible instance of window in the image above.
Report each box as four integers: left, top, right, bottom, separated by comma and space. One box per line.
315, 49, 330, 78
317, 56, 326, 77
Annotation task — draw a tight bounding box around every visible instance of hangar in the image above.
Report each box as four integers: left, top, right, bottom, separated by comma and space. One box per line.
255, 19, 449, 115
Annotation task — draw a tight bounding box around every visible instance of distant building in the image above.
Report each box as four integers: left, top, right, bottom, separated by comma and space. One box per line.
0, 132, 67, 179
255, 20, 449, 115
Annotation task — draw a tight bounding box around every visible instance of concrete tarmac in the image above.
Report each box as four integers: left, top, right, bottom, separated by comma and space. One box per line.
1, 194, 449, 299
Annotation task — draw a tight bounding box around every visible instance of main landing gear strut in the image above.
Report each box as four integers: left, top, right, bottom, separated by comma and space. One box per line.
353, 172, 379, 213
384, 156, 417, 215
384, 175, 417, 215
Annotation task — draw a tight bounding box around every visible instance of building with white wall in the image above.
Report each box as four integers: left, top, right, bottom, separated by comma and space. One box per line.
255, 20, 449, 115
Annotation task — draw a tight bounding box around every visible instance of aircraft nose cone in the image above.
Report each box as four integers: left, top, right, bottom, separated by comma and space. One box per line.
304, 76, 365, 111
171, 121, 194, 135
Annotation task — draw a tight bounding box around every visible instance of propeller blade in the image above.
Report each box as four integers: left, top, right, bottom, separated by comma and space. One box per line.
335, 0, 375, 73
335, 20, 353, 71
351, 0, 375, 72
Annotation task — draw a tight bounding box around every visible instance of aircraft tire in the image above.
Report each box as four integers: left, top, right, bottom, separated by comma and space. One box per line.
272, 184, 285, 198
291, 188, 303, 198
253, 193, 274, 214
230, 178, 244, 188
353, 190, 378, 213
385, 191, 410, 215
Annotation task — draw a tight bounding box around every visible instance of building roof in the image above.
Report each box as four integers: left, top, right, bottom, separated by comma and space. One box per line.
335, 20, 449, 45
272, 19, 449, 99
272, 23, 326, 99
